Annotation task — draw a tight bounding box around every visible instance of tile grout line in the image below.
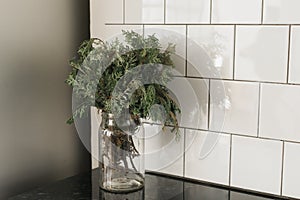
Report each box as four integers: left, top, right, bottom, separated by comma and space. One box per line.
228, 134, 233, 186
257, 83, 262, 137
183, 76, 300, 87
261, 0, 264, 24
280, 141, 285, 195
286, 25, 292, 83
233, 25, 237, 80
207, 79, 211, 130
106, 23, 300, 26
185, 25, 188, 77
178, 124, 300, 145
164, 0, 166, 24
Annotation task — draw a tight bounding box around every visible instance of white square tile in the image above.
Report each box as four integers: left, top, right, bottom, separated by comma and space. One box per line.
168, 77, 209, 130
282, 142, 300, 199
289, 26, 300, 84
90, 0, 123, 24
212, 0, 262, 24
187, 25, 234, 79
144, 124, 184, 176
264, 0, 300, 24
144, 25, 186, 76
125, 0, 164, 23
210, 80, 259, 136
90, 0, 123, 38
185, 130, 231, 185
260, 83, 300, 142
235, 26, 289, 82
166, 0, 210, 24
231, 136, 283, 195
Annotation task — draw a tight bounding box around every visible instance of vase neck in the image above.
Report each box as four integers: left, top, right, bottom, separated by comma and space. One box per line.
101, 112, 141, 135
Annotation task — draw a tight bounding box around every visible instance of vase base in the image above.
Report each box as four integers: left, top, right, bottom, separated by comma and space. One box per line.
100, 177, 144, 193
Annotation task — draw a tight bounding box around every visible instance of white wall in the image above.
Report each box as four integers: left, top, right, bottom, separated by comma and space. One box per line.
90, 0, 300, 198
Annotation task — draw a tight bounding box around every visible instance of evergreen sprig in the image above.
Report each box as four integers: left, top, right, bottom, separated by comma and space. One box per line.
66, 30, 181, 133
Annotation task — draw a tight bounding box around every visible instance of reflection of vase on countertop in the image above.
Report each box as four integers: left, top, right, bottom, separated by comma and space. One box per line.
99, 184, 144, 199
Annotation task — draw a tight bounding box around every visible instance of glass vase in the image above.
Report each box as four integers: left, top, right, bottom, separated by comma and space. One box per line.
99, 112, 145, 193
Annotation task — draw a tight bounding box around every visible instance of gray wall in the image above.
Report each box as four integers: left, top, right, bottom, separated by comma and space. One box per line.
0, 0, 90, 197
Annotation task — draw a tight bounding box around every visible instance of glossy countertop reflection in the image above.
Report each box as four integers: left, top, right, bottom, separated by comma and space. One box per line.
9, 169, 283, 200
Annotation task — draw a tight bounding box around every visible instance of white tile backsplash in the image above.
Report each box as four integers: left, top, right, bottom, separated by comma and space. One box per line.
166, 0, 210, 24
210, 80, 259, 136
289, 26, 300, 84
93, 0, 300, 198
168, 77, 209, 129
90, 0, 123, 38
125, 0, 164, 23
185, 130, 231, 185
91, 0, 123, 24
264, 0, 300, 24
187, 25, 235, 79
212, 0, 262, 24
144, 25, 186, 76
231, 136, 283, 195
282, 142, 300, 199
235, 26, 289, 82
144, 124, 184, 176
260, 83, 300, 142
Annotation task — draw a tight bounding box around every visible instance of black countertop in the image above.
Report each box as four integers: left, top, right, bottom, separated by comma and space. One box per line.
8, 169, 285, 200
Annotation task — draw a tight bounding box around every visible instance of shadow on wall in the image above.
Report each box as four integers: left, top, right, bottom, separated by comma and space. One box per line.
0, 0, 90, 198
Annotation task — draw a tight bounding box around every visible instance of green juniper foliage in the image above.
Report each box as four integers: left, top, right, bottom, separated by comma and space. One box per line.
66, 30, 181, 133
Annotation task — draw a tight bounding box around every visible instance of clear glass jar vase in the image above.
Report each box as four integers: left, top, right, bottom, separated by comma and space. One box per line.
99, 112, 145, 193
